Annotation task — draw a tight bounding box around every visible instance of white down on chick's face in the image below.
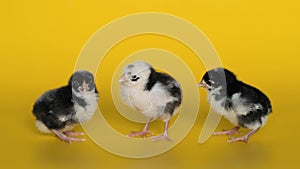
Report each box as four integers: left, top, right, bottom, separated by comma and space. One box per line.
119, 61, 152, 113
119, 61, 151, 87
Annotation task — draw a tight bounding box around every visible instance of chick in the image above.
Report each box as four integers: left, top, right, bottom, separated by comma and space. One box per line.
32, 70, 99, 143
198, 68, 272, 143
119, 61, 182, 142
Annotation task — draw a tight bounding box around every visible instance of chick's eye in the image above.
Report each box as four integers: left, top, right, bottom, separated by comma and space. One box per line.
73, 81, 80, 86
131, 75, 140, 82
87, 79, 92, 84
204, 79, 210, 85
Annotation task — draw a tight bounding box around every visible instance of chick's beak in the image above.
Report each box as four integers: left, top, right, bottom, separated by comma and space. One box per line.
82, 81, 88, 92
119, 74, 127, 83
197, 81, 206, 88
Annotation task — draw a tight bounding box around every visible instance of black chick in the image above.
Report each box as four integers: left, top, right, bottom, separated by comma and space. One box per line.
32, 70, 99, 143
198, 68, 272, 143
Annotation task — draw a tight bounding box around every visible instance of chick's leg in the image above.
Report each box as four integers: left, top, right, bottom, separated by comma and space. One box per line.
52, 129, 86, 143
213, 126, 240, 136
151, 120, 173, 142
127, 120, 153, 138
63, 131, 85, 137
228, 128, 259, 143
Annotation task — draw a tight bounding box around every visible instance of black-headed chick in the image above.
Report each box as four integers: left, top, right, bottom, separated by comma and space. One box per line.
33, 70, 99, 143
198, 68, 272, 143
119, 61, 182, 142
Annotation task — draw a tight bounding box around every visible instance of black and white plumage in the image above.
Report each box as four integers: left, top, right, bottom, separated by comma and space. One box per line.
198, 68, 272, 143
119, 61, 182, 142
32, 70, 99, 143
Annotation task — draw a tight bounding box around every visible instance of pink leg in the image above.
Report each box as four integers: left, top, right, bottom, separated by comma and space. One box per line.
228, 128, 259, 143
64, 131, 85, 137
52, 129, 86, 143
213, 126, 240, 137
127, 120, 153, 138
151, 121, 173, 142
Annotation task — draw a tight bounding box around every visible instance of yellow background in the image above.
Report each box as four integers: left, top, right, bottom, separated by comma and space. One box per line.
1, 0, 300, 169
